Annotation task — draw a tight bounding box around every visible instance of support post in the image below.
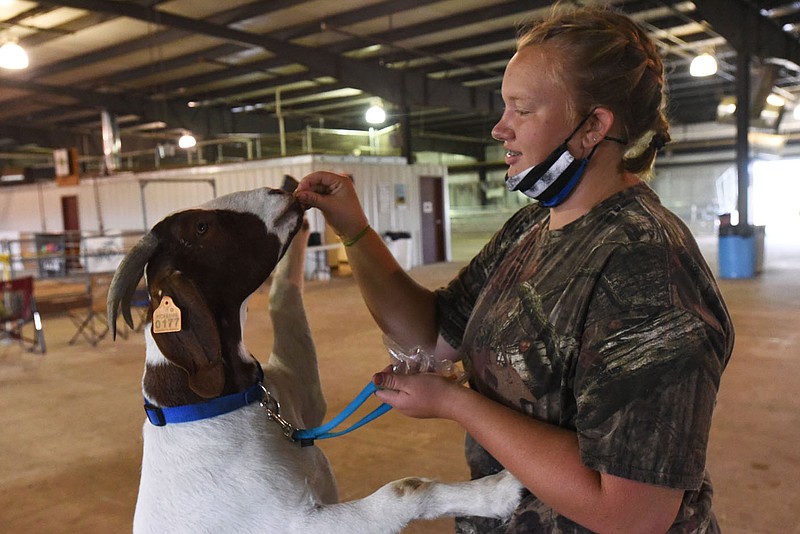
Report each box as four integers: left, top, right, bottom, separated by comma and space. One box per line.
735, 32, 752, 225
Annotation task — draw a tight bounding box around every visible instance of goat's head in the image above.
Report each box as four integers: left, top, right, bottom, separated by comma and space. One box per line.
107, 187, 304, 400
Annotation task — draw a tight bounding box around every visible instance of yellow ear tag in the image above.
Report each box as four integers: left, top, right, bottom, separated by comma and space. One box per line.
152, 296, 182, 334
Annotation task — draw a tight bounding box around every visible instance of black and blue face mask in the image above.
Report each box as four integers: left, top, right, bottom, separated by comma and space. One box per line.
505, 111, 626, 207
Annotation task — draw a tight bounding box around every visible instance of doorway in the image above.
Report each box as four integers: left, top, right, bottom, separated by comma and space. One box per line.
61, 195, 81, 271
419, 176, 445, 264
752, 159, 800, 245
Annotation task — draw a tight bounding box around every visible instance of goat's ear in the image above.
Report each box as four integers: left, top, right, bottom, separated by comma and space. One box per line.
151, 272, 224, 399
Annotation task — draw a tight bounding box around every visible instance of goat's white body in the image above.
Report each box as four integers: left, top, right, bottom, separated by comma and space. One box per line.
131, 188, 522, 533
135, 402, 338, 533
136, 403, 521, 533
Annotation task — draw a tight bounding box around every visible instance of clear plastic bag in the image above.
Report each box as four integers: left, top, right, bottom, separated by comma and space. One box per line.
383, 334, 466, 382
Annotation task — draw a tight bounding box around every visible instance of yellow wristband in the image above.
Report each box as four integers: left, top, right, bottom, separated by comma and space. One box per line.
343, 224, 370, 247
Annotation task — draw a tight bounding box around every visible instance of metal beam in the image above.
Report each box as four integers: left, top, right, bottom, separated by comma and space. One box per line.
693, 0, 800, 67
0, 78, 146, 116
42, 0, 502, 115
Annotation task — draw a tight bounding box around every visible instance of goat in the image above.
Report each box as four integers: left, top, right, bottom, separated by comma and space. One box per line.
107, 186, 523, 533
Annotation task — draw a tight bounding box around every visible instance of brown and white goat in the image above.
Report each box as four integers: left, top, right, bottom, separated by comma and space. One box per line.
108, 187, 522, 534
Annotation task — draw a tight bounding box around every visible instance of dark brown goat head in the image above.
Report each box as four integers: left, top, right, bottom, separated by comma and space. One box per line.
107, 187, 304, 399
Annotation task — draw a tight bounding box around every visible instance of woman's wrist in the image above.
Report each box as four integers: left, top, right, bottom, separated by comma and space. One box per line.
337, 218, 370, 245
342, 224, 371, 247
438, 379, 474, 422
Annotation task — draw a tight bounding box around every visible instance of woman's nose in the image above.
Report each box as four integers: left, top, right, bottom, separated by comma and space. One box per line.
491, 119, 511, 142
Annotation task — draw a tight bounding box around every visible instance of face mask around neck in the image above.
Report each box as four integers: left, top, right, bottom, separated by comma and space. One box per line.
505, 141, 593, 207
505, 110, 620, 207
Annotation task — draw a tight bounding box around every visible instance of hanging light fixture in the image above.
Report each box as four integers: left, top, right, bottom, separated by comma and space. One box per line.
0, 38, 29, 70
766, 93, 785, 108
365, 102, 386, 125
690, 52, 717, 77
178, 132, 197, 149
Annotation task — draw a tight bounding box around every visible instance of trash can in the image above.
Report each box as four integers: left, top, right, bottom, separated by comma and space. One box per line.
304, 231, 331, 281
718, 224, 755, 279
383, 231, 412, 270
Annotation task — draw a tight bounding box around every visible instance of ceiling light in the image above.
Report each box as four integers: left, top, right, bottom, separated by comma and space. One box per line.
690, 52, 717, 77
766, 94, 785, 107
0, 39, 29, 70
717, 96, 737, 118
794, 106, 800, 121
178, 133, 196, 149
365, 103, 386, 125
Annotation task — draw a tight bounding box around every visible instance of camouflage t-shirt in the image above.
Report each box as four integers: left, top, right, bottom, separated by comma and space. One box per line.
436, 183, 733, 533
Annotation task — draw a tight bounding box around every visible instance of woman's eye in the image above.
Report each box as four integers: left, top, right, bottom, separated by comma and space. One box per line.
196, 221, 208, 234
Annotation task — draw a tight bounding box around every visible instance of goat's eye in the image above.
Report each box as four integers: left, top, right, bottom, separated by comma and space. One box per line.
196, 221, 209, 234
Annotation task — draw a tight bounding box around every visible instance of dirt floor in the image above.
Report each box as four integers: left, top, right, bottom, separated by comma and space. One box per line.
1, 241, 799, 533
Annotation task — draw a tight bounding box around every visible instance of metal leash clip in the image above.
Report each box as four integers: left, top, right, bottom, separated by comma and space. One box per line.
259, 384, 296, 439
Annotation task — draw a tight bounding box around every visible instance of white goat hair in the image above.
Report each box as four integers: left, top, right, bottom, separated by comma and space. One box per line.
107, 187, 523, 534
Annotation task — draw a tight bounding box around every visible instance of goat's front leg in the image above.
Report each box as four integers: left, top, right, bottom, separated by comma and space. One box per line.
291, 469, 523, 534
265, 222, 326, 427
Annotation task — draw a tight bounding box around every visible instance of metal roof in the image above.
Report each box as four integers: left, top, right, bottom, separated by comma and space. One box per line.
2, 0, 800, 166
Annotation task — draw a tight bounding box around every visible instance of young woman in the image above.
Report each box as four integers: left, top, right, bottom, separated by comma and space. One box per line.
295, 6, 733, 533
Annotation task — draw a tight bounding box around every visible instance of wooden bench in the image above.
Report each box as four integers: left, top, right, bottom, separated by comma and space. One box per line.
34, 279, 89, 316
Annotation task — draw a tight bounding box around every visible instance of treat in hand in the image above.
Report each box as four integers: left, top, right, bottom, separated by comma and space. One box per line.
383, 335, 466, 383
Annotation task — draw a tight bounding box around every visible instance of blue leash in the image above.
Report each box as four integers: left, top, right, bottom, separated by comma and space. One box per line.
291, 382, 392, 447
143, 370, 391, 447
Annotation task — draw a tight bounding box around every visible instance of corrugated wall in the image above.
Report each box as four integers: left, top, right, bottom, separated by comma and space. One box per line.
0, 155, 449, 268
652, 161, 731, 237
310, 155, 450, 267
0, 183, 54, 232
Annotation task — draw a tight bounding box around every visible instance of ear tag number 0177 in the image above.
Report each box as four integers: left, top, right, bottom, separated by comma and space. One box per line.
152, 296, 182, 334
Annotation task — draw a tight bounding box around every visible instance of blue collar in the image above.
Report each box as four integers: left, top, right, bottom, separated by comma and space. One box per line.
144, 382, 264, 426
144, 368, 265, 426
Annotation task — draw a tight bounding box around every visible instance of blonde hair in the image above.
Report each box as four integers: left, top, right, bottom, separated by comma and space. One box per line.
517, 5, 670, 176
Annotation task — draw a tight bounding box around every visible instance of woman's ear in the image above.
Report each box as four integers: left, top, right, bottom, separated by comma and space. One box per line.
584, 106, 615, 146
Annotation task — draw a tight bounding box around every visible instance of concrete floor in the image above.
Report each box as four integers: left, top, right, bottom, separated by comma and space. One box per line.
1, 239, 799, 533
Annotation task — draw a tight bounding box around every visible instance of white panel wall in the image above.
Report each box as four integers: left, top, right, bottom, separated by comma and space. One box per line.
88, 175, 142, 232
310, 155, 448, 265
0, 184, 48, 233
0, 181, 86, 233
0, 155, 447, 268
652, 161, 732, 236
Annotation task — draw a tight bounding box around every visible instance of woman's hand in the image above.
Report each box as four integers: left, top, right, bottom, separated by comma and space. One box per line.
295, 171, 370, 241
372, 368, 467, 420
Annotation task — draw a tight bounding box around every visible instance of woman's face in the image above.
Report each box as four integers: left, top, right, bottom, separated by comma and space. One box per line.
491, 45, 576, 178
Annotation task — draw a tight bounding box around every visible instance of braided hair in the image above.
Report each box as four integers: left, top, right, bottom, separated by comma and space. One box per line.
518, 5, 671, 176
